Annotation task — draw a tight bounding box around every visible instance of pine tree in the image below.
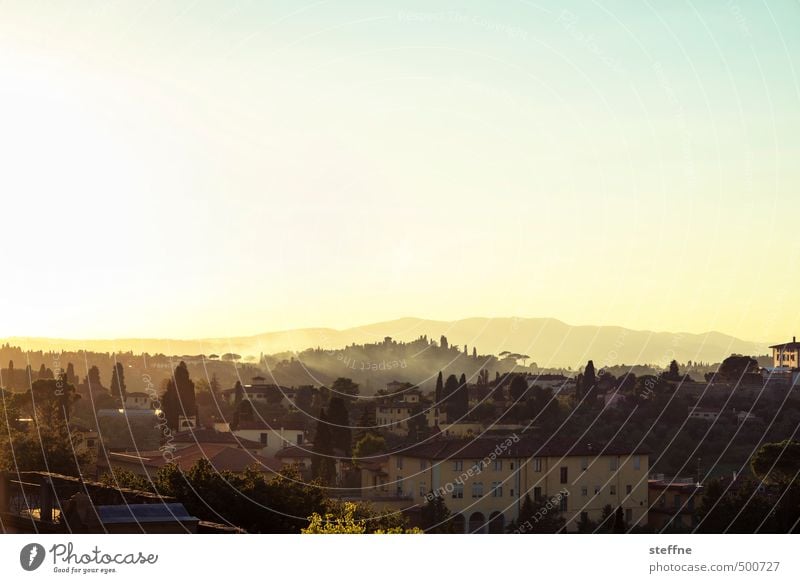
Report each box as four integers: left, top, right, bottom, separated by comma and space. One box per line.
6, 360, 14, 389
311, 409, 337, 484
435, 371, 443, 404
109, 362, 127, 400
327, 397, 352, 455
38, 364, 47, 380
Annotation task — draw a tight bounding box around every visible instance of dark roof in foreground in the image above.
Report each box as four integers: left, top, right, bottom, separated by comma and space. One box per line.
389, 435, 649, 460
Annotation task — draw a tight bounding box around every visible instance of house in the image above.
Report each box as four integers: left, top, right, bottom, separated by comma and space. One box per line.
688, 406, 720, 421
376, 389, 426, 436
648, 476, 703, 531
229, 420, 307, 458
221, 378, 297, 408
123, 391, 155, 410
170, 428, 263, 454
96, 443, 280, 480
770, 337, 800, 369
384, 436, 650, 533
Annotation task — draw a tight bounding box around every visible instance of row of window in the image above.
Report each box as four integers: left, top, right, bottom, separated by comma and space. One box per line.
397, 456, 642, 474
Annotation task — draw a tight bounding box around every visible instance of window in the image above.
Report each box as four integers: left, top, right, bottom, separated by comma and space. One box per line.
625, 508, 633, 523
472, 460, 482, 472
453, 460, 463, 471
509, 488, 515, 497
296, 434, 304, 445
533, 486, 542, 501
633, 456, 641, 470
533, 458, 542, 472
580, 457, 588, 471
396, 477, 403, 496
86, 439, 96, 448
419, 482, 427, 497
610, 457, 618, 471
260, 433, 268, 445
472, 482, 484, 498
494, 460, 502, 471
492, 482, 503, 497
397, 457, 403, 470
560, 467, 568, 484
453, 484, 464, 499
626, 484, 632, 495
610, 485, 616, 496
419, 459, 427, 471
559, 495, 568, 512
674, 494, 682, 509
594, 485, 601, 494
581, 486, 588, 496
510, 462, 515, 470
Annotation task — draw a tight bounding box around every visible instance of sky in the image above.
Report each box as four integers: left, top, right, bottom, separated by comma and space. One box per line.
0, 0, 798, 343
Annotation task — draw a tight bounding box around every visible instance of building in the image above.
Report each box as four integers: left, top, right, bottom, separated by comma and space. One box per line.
376, 389, 425, 437
648, 476, 703, 531
771, 337, 800, 368
764, 337, 800, 387
229, 420, 307, 458
221, 378, 297, 408
688, 406, 721, 421
123, 391, 155, 410
384, 436, 649, 533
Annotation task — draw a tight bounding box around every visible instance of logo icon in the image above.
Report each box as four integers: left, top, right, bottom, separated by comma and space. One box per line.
20, 543, 46, 571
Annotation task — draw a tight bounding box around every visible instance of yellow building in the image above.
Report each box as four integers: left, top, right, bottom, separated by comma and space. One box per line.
385, 436, 649, 533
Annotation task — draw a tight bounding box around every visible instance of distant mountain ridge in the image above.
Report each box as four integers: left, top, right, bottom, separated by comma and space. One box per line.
2, 317, 765, 367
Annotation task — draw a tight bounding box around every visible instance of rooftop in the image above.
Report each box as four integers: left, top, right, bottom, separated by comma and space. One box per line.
390, 435, 649, 460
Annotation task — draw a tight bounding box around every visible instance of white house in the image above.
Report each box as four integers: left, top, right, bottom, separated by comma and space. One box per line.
229, 420, 307, 458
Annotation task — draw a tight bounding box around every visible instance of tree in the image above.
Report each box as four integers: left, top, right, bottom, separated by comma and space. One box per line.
65, 362, 77, 385
330, 377, 359, 398
327, 397, 352, 455
6, 360, 14, 389
666, 359, 681, 381
38, 364, 48, 380
161, 361, 197, 431
420, 494, 453, 533
86, 365, 103, 390
509, 375, 529, 401
435, 371, 443, 404
311, 409, 337, 485
109, 362, 127, 400
154, 460, 328, 533
302, 501, 421, 534
751, 440, 800, 484
352, 433, 386, 465
718, 354, 759, 381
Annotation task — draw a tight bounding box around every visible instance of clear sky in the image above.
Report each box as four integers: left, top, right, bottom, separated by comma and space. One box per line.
0, 1, 798, 342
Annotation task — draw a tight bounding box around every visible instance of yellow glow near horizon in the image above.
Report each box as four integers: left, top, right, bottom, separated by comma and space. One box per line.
0, 1, 799, 343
